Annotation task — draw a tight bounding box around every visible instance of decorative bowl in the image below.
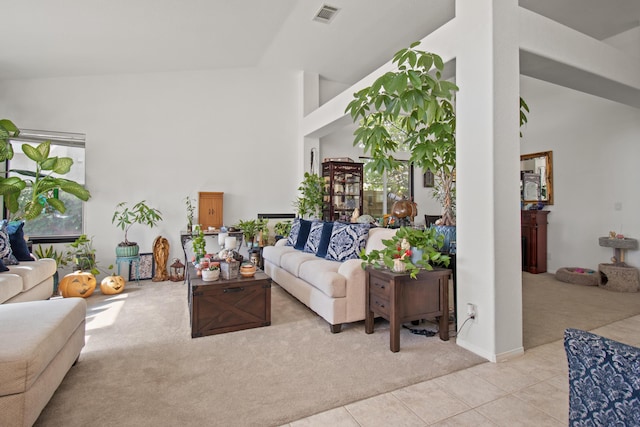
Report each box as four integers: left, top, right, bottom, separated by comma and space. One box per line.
240, 264, 257, 278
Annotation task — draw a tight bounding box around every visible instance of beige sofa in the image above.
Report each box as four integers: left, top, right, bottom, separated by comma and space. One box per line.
0, 259, 57, 304
0, 298, 86, 427
263, 225, 395, 332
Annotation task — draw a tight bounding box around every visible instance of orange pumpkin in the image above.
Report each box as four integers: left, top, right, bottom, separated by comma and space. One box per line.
100, 275, 126, 295
59, 271, 97, 298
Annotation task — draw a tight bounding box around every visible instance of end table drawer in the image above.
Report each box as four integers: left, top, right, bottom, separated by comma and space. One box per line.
369, 275, 391, 298
369, 293, 390, 316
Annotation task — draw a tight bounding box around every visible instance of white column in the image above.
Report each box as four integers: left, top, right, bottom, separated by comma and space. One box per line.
455, 0, 523, 361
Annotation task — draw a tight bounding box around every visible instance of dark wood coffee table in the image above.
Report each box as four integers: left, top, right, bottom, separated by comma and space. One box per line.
188, 267, 271, 338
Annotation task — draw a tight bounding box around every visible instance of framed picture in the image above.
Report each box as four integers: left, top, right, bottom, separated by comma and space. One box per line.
132, 253, 155, 281
423, 170, 434, 188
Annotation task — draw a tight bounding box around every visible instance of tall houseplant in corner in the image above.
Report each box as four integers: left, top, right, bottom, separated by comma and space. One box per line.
345, 42, 458, 229
112, 200, 163, 257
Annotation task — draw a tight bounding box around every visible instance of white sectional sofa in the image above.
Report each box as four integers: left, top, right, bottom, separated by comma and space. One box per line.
263, 220, 395, 332
0, 259, 57, 304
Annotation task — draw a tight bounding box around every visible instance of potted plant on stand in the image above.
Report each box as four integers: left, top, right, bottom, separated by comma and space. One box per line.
274, 220, 292, 241
112, 200, 163, 257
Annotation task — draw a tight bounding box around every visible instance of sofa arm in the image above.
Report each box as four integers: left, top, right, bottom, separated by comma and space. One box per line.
338, 259, 368, 321
275, 238, 288, 247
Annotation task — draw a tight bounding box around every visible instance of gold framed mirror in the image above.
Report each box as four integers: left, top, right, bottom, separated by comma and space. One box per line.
520, 151, 553, 205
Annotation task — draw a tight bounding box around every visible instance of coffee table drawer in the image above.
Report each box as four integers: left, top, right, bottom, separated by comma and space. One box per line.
369, 292, 390, 316
369, 274, 392, 298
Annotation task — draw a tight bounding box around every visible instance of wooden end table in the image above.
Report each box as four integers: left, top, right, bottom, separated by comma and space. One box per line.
188, 267, 271, 338
365, 266, 451, 352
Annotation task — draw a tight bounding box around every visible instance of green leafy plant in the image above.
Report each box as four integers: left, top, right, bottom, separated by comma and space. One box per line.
274, 220, 292, 237
67, 234, 99, 275
112, 200, 163, 246
0, 124, 91, 221
236, 219, 260, 244
184, 196, 195, 230
293, 172, 325, 219
345, 42, 458, 226
34, 244, 73, 269
360, 226, 449, 278
191, 225, 206, 260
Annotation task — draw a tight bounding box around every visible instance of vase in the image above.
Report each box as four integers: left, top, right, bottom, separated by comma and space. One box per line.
201, 269, 220, 282
433, 225, 456, 254
392, 258, 407, 273
410, 247, 423, 266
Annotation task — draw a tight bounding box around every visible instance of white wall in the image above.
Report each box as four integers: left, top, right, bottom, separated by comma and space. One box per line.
0, 67, 302, 275
520, 75, 640, 271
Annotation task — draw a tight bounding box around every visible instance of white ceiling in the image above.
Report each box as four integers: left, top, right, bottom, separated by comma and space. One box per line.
1, 0, 639, 86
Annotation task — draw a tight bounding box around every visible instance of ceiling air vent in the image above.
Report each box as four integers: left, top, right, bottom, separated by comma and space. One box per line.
313, 4, 339, 23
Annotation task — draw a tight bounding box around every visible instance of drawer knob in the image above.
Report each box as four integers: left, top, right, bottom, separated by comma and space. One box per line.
223, 287, 244, 293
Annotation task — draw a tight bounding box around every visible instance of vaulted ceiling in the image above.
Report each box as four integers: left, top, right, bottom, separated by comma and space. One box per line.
2, 0, 639, 87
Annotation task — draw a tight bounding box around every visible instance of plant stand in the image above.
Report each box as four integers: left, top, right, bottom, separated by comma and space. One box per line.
116, 255, 140, 284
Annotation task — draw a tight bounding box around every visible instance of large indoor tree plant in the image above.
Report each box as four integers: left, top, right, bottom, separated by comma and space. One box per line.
345, 42, 458, 227
0, 119, 91, 221
345, 43, 530, 230
293, 172, 325, 219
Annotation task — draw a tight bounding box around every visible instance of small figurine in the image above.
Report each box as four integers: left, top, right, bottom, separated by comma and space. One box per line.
609, 231, 616, 239
351, 208, 360, 223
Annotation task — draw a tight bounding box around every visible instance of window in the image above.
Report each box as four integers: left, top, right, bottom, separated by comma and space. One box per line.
7, 129, 86, 243
362, 159, 413, 219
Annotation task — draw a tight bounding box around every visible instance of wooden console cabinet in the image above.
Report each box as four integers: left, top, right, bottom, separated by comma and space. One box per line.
521, 210, 549, 274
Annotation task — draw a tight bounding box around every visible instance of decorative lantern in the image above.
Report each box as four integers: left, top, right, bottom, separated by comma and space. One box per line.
170, 258, 185, 282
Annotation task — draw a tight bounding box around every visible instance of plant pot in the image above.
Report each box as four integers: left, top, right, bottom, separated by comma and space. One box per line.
116, 244, 139, 257
201, 269, 220, 282
433, 225, 456, 254
410, 247, 424, 267
392, 258, 407, 273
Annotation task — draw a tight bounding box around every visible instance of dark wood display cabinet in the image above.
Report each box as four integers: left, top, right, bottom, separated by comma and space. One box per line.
521, 210, 549, 274
322, 161, 363, 222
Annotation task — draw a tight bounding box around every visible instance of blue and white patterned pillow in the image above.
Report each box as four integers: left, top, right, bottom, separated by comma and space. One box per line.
303, 221, 324, 254
564, 328, 640, 425
0, 220, 19, 265
286, 219, 301, 246
325, 223, 370, 262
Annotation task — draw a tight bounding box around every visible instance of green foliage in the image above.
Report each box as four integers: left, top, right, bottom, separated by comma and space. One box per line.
293, 172, 325, 219
184, 196, 195, 229
520, 97, 530, 137
34, 244, 73, 269
235, 218, 267, 244
191, 225, 206, 259
67, 234, 100, 275
360, 226, 449, 279
274, 220, 292, 237
0, 119, 18, 161
0, 138, 91, 221
112, 200, 163, 245
345, 42, 458, 225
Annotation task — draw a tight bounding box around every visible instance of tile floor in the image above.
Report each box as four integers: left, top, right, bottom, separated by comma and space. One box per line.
281, 314, 640, 426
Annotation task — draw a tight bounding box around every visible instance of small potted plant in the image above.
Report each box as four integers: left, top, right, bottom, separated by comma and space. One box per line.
360, 227, 450, 279
112, 200, 163, 257
201, 262, 220, 282
236, 219, 259, 248
274, 220, 292, 241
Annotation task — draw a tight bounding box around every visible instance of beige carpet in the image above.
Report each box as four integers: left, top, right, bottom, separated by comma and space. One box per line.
523, 272, 640, 348
35, 280, 484, 427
